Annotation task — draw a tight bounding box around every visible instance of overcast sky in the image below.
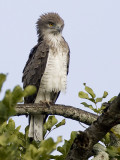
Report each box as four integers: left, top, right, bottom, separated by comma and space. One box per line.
0, 0, 120, 154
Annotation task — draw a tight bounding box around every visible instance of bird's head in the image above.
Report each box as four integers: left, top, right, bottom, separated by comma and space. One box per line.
36, 12, 64, 37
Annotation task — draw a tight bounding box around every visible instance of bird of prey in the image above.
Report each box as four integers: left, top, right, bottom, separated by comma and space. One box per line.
22, 12, 70, 141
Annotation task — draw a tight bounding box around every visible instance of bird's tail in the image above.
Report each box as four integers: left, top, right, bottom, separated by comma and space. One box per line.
29, 115, 44, 141
28, 90, 46, 141
28, 91, 59, 141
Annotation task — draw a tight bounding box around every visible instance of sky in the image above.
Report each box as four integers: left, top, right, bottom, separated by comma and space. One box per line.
0, 0, 120, 155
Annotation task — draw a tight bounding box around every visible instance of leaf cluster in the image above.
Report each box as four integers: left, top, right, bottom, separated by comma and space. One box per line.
0, 73, 75, 160
79, 83, 120, 159
0, 118, 63, 160
0, 74, 36, 124
1, 73, 120, 159
78, 83, 116, 114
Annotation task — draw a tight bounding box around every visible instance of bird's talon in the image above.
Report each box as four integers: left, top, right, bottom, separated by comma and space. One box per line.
46, 102, 52, 107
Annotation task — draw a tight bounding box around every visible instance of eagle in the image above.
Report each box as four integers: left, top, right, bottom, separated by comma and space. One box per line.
22, 12, 70, 141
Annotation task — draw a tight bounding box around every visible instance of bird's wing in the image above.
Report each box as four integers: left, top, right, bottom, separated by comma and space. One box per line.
62, 36, 70, 74
22, 41, 49, 103
67, 48, 70, 75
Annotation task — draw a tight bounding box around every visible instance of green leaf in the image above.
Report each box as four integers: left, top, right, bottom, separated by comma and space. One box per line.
0, 102, 8, 124
0, 74, 6, 92
56, 119, 66, 128
12, 85, 24, 104
2, 89, 12, 107
78, 91, 89, 99
81, 102, 93, 109
1, 89, 16, 122
0, 134, 7, 146
103, 91, 108, 98
89, 105, 95, 110
109, 96, 117, 103
96, 97, 103, 103
23, 85, 36, 97
57, 139, 70, 156
44, 116, 58, 132
23, 144, 39, 160
57, 136, 62, 143
57, 131, 77, 158
101, 105, 106, 110
70, 131, 77, 142
81, 102, 95, 112
88, 98, 96, 103
84, 84, 96, 98
104, 132, 110, 145
107, 146, 120, 157
39, 137, 62, 155
92, 108, 100, 113
25, 125, 29, 141
7, 118, 15, 131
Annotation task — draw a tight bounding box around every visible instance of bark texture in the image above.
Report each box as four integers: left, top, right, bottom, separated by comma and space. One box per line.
66, 94, 120, 160
16, 103, 97, 125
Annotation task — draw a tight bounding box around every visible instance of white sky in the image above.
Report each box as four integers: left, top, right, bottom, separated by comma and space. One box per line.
0, 0, 120, 153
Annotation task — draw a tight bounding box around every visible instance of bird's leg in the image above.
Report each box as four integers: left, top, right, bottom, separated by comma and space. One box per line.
39, 100, 51, 107
46, 101, 53, 107
44, 92, 52, 107
39, 100, 45, 105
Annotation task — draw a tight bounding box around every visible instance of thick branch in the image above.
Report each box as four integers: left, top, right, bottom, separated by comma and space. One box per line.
16, 103, 97, 125
66, 94, 120, 160
16, 96, 120, 159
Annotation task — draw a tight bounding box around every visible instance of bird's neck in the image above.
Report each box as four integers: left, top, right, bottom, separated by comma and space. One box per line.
44, 33, 63, 45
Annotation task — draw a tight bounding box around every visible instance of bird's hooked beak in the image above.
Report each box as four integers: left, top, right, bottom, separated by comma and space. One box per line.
56, 26, 63, 33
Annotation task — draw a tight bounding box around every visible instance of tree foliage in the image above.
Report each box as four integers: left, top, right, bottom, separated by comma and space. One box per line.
79, 84, 120, 159
0, 74, 76, 160
1, 73, 120, 159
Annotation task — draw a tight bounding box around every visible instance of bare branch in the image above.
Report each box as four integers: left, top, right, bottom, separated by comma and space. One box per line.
66, 94, 120, 160
16, 103, 97, 125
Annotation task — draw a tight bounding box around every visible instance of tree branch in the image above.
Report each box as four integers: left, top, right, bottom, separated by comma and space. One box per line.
15, 95, 120, 159
16, 103, 97, 125
66, 94, 120, 160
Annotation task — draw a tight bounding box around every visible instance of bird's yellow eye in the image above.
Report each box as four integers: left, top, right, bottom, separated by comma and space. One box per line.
49, 23, 54, 27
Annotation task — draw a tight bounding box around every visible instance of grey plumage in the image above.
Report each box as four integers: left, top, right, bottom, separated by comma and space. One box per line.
22, 12, 70, 141
36, 13, 64, 40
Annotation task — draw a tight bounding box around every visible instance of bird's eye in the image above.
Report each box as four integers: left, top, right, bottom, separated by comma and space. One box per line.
48, 22, 54, 27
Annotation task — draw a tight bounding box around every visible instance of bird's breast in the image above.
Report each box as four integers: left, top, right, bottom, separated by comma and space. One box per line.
40, 47, 68, 92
